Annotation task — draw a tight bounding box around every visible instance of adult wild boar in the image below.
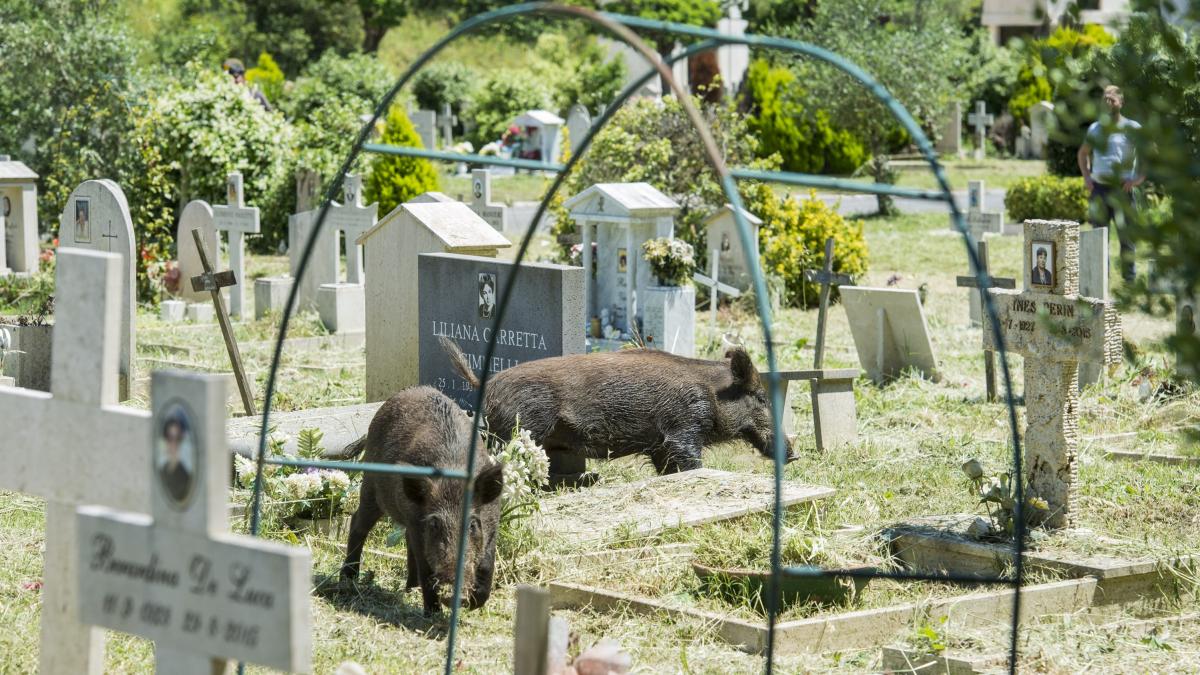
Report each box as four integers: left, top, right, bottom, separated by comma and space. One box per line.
441, 337, 792, 474
338, 386, 504, 615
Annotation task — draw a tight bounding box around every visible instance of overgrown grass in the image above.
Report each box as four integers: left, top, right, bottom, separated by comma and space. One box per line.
2, 210, 1198, 671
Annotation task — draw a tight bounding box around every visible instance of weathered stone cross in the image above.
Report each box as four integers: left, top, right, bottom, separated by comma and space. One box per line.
440, 102, 457, 148
325, 173, 377, 284
983, 220, 1122, 529
803, 237, 854, 369
212, 172, 261, 319
0, 249, 152, 674
956, 238, 1016, 401
968, 101, 994, 161
76, 371, 312, 674
189, 228, 257, 416
693, 256, 741, 329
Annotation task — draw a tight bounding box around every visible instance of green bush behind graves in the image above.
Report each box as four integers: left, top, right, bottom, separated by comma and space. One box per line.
743, 60, 867, 176
743, 183, 868, 309
1008, 25, 1114, 126
412, 61, 480, 130
1005, 175, 1089, 223
366, 105, 440, 215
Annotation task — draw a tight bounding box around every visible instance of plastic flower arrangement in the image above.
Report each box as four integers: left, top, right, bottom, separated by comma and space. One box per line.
641, 237, 696, 287
232, 427, 360, 522
960, 458, 1050, 539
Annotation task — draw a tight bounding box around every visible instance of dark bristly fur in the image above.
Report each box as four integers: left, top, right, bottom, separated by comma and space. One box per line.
439, 336, 792, 474
339, 386, 503, 615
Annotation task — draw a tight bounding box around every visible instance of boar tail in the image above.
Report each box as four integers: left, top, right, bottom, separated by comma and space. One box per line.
439, 336, 480, 388
328, 434, 368, 460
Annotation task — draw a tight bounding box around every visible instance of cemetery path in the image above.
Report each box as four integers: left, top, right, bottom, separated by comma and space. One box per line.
815, 188, 1008, 217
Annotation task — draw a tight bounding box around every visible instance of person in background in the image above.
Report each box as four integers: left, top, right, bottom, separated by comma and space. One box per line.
1077, 85, 1144, 282
222, 58, 272, 112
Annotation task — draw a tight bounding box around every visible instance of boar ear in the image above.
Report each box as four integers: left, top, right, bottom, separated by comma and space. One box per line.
473, 462, 505, 506
403, 476, 433, 505
726, 348, 759, 389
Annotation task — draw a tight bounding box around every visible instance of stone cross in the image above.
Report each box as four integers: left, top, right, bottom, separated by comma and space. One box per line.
0, 249, 153, 674
212, 172, 261, 319
693, 258, 741, 330
982, 220, 1122, 529
440, 102, 457, 149
326, 173, 378, 284
189, 228, 257, 416
802, 237, 853, 369
955, 238, 1015, 401
76, 370, 312, 673
968, 101, 994, 161
469, 169, 507, 232
962, 179, 1004, 237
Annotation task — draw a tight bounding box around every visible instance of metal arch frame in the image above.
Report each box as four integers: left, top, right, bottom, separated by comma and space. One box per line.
245, 4, 1029, 674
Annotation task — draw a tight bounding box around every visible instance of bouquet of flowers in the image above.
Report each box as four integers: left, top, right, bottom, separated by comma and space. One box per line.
641, 237, 695, 287
233, 428, 360, 523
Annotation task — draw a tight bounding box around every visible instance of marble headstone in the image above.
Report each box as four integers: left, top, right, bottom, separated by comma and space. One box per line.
840, 286, 939, 385
565, 104, 592, 155
175, 200, 220, 303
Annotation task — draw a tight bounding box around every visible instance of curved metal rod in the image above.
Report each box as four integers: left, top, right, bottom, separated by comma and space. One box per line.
253, 4, 1025, 673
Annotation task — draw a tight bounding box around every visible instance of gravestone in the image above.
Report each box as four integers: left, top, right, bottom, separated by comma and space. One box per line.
59, 179, 136, 401
935, 101, 963, 156
412, 109, 438, 151
175, 200, 220, 303
295, 167, 322, 214
0, 249, 152, 673
325, 173, 377, 285
566, 183, 679, 344
982, 220, 1121, 528
358, 199, 511, 402
0, 322, 53, 391
212, 172, 261, 319
76, 370, 311, 673
288, 208, 339, 312
1016, 125, 1034, 159
255, 276, 293, 319
693, 267, 739, 335
968, 101, 994, 161
1078, 226, 1111, 387
566, 104, 592, 155
0, 155, 39, 275
315, 174, 375, 334
703, 203, 762, 292
1031, 101, 1054, 159
469, 169, 508, 232
512, 110, 565, 165
841, 286, 939, 384
953, 179, 1004, 238
439, 102, 457, 149
418, 251, 585, 410
641, 283, 695, 356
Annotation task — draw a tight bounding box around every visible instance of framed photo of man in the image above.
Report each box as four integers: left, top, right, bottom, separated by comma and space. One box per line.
1030, 240, 1055, 289
155, 401, 197, 509
74, 198, 91, 243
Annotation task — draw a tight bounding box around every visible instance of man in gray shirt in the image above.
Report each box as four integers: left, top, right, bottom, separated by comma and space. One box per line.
1077, 85, 1144, 281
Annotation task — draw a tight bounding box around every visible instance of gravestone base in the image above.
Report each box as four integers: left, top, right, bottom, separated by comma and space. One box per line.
318, 283, 366, 334
186, 302, 215, 323
160, 300, 186, 322
641, 286, 695, 357
0, 375, 12, 386
1, 323, 52, 391
255, 276, 293, 320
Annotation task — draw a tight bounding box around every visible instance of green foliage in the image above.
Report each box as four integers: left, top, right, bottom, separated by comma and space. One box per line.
1008, 25, 1115, 124
604, 0, 721, 54
1005, 175, 1089, 223
412, 61, 479, 124
742, 183, 868, 309
527, 32, 626, 113
467, 71, 555, 148
569, 96, 777, 252
743, 59, 867, 175
144, 67, 295, 249
365, 105, 440, 215
246, 51, 286, 104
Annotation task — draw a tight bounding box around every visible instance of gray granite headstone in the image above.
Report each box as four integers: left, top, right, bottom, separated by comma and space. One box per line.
412, 109, 438, 151
288, 209, 339, 312
418, 252, 584, 410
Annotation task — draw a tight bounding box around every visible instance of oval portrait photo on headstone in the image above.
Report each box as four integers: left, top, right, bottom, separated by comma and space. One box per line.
1031, 240, 1054, 288
156, 401, 198, 509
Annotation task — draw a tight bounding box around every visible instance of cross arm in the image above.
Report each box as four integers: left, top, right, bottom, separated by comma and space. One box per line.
982, 289, 1121, 365
191, 270, 237, 292
692, 271, 742, 297
955, 275, 1016, 290
803, 269, 853, 286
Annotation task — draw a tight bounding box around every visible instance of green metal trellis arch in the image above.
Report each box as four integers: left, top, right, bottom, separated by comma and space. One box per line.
247, 4, 1030, 674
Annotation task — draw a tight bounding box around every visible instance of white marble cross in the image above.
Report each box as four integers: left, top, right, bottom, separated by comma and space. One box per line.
212, 172, 261, 318
693, 257, 741, 330
968, 101, 994, 161
440, 102, 457, 149
76, 371, 312, 674
326, 174, 378, 284
982, 220, 1122, 529
0, 249, 152, 674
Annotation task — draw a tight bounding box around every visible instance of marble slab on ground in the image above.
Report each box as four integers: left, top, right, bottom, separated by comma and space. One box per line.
536, 468, 834, 544
225, 401, 382, 457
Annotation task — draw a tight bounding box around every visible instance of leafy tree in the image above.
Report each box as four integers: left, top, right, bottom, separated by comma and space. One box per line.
412, 61, 480, 129
359, 0, 410, 53
365, 105, 440, 215
467, 72, 555, 148
604, 0, 722, 94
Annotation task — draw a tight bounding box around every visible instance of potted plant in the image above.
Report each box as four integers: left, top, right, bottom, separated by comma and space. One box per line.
640, 237, 697, 356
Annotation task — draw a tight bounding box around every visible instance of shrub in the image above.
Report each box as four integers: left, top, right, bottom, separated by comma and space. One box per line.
246, 51, 286, 105
743, 60, 867, 175
743, 183, 868, 308
412, 61, 479, 123
466, 71, 555, 149
365, 105, 440, 215
1005, 175, 1089, 223
1008, 25, 1114, 124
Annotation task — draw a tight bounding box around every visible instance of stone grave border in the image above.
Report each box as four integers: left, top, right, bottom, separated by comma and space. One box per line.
249, 5, 1029, 673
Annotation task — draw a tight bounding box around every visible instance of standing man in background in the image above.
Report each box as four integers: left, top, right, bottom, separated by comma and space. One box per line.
1078, 85, 1144, 282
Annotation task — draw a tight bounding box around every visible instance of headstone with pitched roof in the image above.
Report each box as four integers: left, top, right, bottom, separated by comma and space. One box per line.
566, 183, 679, 342
0, 155, 39, 275
703, 203, 762, 292
358, 198, 511, 401
58, 179, 136, 401
512, 110, 565, 165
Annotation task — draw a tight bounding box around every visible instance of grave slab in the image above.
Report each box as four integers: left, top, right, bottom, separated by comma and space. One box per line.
318, 282, 366, 334
187, 302, 215, 323
534, 468, 834, 544
226, 401, 383, 458
840, 286, 939, 384
160, 299, 186, 322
